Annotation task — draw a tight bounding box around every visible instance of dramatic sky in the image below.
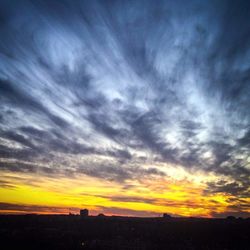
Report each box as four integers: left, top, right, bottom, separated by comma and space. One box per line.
0, 0, 249, 217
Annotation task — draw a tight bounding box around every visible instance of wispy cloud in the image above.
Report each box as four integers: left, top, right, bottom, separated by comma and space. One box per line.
0, 0, 250, 217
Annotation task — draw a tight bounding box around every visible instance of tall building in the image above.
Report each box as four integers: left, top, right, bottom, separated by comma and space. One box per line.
80, 209, 89, 217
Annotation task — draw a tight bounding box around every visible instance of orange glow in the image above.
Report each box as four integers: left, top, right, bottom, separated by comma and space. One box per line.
0, 167, 249, 217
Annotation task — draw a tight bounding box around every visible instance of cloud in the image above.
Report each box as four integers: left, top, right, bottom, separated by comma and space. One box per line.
78, 164, 166, 183
0, 202, 75, 214
94, 205, 161, 217
206, 180, 250, 198
0, 0, 249, 211
0, 180, 15, 189
0, 161, 56, 175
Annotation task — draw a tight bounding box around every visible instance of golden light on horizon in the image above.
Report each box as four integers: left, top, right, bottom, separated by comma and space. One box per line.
1, 162, 248, 217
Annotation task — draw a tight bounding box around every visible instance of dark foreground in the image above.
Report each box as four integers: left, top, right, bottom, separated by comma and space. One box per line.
0, 215, 249, 250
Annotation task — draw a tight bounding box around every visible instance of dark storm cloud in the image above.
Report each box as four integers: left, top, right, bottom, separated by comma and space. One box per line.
0, 0, 249, 199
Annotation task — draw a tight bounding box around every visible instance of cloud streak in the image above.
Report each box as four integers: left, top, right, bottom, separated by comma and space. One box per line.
0, 0, 249, 216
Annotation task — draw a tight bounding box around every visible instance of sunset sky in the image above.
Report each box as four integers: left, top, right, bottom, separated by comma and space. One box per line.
0, 0, 249, 218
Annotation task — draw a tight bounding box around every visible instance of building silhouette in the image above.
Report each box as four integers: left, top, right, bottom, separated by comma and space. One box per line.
80, 209, 89, 217
163, 213, 172, 219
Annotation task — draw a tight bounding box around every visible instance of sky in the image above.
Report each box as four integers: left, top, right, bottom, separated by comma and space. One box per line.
0, 0, 249, 218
